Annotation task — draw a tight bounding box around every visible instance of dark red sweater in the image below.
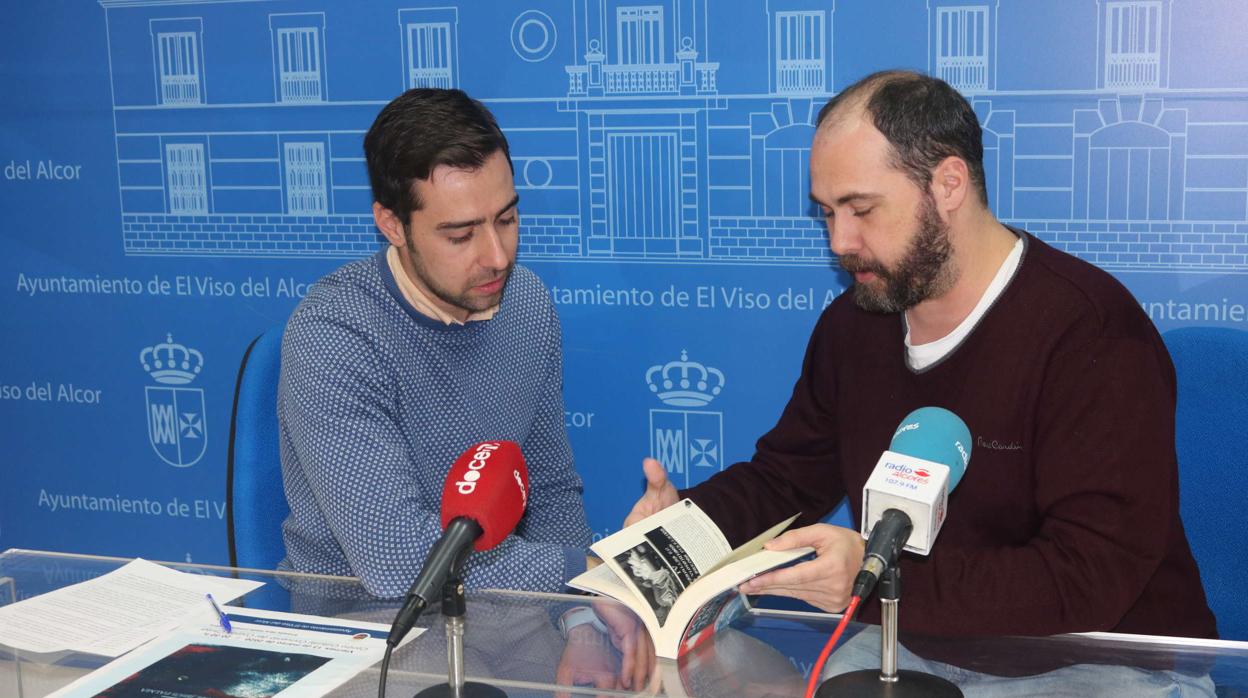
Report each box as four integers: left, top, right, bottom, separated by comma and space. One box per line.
686, 232, 1216, 643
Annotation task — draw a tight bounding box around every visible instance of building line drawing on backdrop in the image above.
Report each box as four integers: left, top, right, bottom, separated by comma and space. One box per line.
98, 0, 1246, 271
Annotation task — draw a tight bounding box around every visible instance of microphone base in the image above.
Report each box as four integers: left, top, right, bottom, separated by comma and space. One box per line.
413, 681, 507, 698
815, 669, 962, 697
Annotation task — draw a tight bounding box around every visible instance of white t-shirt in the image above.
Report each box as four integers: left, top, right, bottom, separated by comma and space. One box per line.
905, 236, 1025, 371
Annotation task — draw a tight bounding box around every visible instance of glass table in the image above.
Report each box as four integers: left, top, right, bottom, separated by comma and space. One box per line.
2, 548, 1246, 697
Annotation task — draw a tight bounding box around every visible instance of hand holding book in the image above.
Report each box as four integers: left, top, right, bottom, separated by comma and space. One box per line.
568, 499, 812, 658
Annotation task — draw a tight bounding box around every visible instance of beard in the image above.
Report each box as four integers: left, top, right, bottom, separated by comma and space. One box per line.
839, 194, 957, 314
403, 233, 512, 315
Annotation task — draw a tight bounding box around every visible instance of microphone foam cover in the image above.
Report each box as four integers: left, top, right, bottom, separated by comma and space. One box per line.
889, 407, 972, 490
441, 440, 530, 551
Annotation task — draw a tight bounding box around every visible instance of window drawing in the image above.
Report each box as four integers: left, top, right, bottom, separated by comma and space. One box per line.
155, 31, 201, 105
277, 26, 322, 102
165, 143, 208, 214
1104, 1, 1162, 88
775, 11, 824, 94
935, 5, 989, 92
617, 6, 664, 65
406, 22, 453, 88
284, 142, 327, 215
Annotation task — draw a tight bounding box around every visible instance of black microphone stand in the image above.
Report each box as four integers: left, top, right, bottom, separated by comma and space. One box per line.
816, 566, 962, 697
413, 575, 506, 698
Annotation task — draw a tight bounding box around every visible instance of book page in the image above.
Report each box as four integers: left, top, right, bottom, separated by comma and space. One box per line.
565, 561, 651, 621
589, 500, 732, 629
703, 513, 801, 576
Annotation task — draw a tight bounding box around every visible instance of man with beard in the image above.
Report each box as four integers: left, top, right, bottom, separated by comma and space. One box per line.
625, 71, 1215, 682
277, 89, 591, 599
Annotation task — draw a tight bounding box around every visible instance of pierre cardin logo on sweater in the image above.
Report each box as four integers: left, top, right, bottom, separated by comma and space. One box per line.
977, 435, 1022, 452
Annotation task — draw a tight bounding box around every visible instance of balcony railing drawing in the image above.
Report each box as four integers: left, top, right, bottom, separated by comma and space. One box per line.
160, 76, 200, 105
566, 62, 718, 96
697, 63, 717, 92
937, 55, 988, 91
605, 63, 678, 94
1105, 52, 1160, 88
777, 58, 824, 94
409, 68, 453, 89
280, 72, 322, 103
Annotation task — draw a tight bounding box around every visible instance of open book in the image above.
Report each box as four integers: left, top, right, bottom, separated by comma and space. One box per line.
568, 499, 811, 659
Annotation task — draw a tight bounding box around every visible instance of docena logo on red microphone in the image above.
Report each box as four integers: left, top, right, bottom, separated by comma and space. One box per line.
456, 442, 501, 494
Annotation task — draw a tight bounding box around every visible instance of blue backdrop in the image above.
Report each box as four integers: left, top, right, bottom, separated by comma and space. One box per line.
1, 0, 1245, 565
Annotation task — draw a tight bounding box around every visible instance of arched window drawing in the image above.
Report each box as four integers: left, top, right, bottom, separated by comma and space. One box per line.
763, 124, 815, 217
1088, 121, 1171, 220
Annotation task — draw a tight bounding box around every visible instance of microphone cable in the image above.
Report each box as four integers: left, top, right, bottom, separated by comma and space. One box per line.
378, 643, 393, 698
802, 594, 863, 698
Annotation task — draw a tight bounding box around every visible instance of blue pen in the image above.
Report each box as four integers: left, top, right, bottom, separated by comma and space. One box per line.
206, 593, 232, 633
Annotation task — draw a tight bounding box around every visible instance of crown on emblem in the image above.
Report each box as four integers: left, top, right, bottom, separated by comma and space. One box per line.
646, 350, 725, 407
140, 334, 204, 385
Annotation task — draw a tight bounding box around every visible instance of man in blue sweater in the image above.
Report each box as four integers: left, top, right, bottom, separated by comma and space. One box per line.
277, 89, 591, 601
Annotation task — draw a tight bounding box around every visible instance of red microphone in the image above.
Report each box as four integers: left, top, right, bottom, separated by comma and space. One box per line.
388, 441, 530, 647
440, 440, 529, 551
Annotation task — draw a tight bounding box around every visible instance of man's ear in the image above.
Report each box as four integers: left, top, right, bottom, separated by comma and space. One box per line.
930, 156, 971, 214
373, 202, 407, 247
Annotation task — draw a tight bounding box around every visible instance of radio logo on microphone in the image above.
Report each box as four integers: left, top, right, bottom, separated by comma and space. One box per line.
513, 469, 527, 507
456, 442, 501, 494
894, 421, 920, 438
884, 461, 932, 488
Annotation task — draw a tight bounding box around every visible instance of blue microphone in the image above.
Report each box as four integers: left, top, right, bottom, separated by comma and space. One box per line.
889, 406, 971, 489
852, 407, 972, 600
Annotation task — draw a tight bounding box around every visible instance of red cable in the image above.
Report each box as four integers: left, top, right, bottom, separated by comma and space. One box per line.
803, 595, 862, 698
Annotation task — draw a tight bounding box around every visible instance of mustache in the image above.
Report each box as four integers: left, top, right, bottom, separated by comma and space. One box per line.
838, 254, 889, 279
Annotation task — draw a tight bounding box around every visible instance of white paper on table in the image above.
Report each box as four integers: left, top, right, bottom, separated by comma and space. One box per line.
0, 558, 263, 656
45, 605, 421, 698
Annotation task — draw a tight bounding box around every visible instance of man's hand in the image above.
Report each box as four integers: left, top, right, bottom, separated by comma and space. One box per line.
592, 599, 656, 691
624, 458, 680, 527
738, 524, 865, 612
554, 624, 619, 698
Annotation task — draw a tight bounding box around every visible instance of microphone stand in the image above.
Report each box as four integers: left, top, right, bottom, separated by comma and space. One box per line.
413, 575, 506, 698
816, 566, 962, 697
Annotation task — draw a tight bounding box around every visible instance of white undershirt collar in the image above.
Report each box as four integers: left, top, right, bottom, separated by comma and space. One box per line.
905, 236, 1025, 371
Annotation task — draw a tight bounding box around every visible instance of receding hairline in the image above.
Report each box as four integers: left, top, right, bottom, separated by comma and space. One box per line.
815, 70, 928, 135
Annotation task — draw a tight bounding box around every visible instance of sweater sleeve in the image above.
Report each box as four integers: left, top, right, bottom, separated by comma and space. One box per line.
894, 333, 1182, 636
684, 309, 848, 547
279, 305, 585, 598
474, 300, 591, 585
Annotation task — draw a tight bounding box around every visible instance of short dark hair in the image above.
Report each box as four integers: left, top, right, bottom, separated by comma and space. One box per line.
364, 88, 512, 224
816, 70, 988, 206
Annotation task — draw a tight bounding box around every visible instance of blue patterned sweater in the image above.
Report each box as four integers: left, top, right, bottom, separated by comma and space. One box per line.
277, 251, 590, 598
